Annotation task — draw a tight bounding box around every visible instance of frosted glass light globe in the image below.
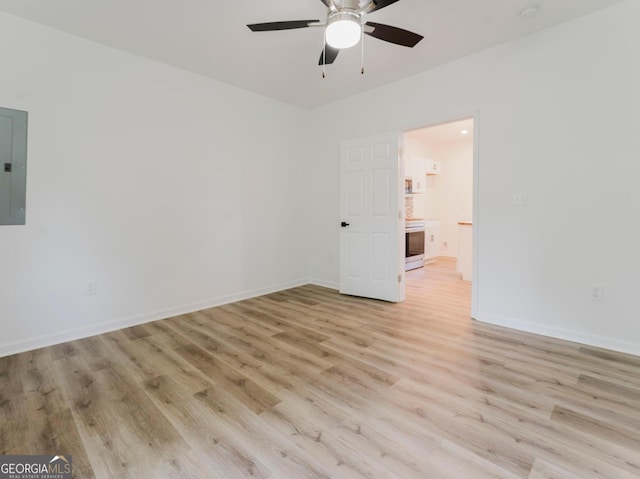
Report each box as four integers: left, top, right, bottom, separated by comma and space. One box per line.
326, 12, 361, 49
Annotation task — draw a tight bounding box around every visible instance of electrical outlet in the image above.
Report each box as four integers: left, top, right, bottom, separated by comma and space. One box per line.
591, 286, 604, 302
513, 193, 528, 207
86, 281, 97, 296
443, 241, 448, 249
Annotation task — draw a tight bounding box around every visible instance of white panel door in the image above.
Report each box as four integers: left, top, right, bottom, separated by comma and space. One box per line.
340, 133, 404, 303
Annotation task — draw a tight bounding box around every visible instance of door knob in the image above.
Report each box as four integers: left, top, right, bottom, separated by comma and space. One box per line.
341, 221, 350, 227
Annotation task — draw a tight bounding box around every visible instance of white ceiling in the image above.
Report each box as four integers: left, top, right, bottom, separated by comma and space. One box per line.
0, 0, 626, 109
406, 118, 474, 146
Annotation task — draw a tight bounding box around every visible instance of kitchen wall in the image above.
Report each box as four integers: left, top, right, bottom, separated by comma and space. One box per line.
432, 141, 473, 258
0, 12, 312, 356
309, 0, 640, 355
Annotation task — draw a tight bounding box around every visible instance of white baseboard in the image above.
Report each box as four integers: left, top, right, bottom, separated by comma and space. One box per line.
0, 278, 309, 358
475, 312, 640, 357
8, 282, 638, 359
309, 278, 339, 290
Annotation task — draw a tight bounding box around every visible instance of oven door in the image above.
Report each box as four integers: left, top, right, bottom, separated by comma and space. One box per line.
406, 229, 425, 258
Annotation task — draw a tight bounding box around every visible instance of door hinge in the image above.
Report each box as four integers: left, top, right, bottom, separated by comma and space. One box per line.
4, 163, 11, 173
398, 274, 402, 283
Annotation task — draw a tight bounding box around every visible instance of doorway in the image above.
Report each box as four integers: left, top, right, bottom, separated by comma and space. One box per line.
402, 118, 476, 315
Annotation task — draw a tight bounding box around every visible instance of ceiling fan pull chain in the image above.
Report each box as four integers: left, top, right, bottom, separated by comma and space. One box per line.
322, 33, 327, 78
361, 23, 365, 75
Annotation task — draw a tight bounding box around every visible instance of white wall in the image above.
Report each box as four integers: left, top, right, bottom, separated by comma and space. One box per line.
0, 13, 312, 356
309, 0, 640, 355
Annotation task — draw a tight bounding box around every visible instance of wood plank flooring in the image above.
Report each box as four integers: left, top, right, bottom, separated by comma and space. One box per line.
2, 257, 640, 478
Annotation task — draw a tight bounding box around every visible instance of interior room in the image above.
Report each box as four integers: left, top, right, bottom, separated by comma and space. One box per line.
1, 1, 639, 477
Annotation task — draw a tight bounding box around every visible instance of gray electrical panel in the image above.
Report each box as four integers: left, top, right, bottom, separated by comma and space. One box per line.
0, 107, 28, 225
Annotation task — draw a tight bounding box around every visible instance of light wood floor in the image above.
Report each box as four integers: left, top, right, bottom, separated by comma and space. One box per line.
2, 257, 640, 478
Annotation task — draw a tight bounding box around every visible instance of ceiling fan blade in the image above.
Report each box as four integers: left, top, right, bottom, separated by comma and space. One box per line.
318, 44, 340, 65
247, 20, 319, 32
319, 0, 334, 9
369, 0, 401, 13
364, 22, 423, 47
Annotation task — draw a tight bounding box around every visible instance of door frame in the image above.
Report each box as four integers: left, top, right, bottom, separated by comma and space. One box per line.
402, 111, 480, 318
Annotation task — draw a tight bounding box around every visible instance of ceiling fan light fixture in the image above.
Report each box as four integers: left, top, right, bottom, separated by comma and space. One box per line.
325, 11, 362, 49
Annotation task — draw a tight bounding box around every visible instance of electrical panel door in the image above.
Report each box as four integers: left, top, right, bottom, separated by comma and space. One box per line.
0, 107, 28, 225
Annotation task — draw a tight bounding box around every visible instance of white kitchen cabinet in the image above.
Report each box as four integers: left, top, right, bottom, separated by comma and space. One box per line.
424, 220, 441, 263
426, 159, 441, 175
404, 155, 413, 180
412, 174, 426, 193
408, 157, 427, 193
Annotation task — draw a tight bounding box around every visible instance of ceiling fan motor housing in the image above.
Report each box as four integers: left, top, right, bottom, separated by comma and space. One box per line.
327, 10, 361, 24
332, 0, 371, 11
326, 0, 365, 28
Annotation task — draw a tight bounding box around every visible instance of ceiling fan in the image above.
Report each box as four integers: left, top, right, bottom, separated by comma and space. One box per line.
247, 0, 424, 68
